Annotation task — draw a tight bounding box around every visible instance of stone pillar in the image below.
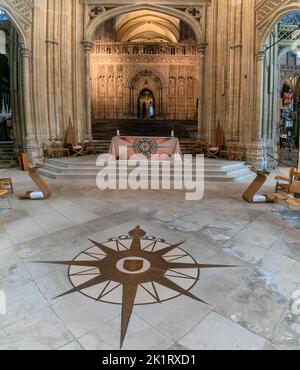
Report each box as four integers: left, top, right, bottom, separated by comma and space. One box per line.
197, 43, 207, 139
22, 47, 38, 161
82, 41, 93, 140
249, 50, 267, 169
254, 51, 265, 141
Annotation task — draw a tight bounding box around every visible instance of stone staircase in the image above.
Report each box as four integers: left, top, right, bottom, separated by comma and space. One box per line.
92, 119, 197, 138
0, 142, 17, 168
92, 119, 198, 155
39, 157, 254, 182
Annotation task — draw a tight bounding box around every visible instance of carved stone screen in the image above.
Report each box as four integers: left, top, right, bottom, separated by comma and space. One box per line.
90, 15, 199, 121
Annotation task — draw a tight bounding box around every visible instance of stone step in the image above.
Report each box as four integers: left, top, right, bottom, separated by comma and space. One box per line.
39, 168, 254, 182
92, 119, 197, 140
39, 158, 254, 182
42, 162, 248, 174
0, 160, 17, 168
0, 141, 17, 168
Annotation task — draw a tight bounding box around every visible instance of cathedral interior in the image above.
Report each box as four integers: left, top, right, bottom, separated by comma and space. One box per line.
0, 1, 300, 352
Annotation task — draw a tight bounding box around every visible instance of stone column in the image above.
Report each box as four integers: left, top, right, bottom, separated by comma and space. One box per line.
197, 43, 207, 139
254, 51, 265, 141
82, 41, 93, 140
250, 50, 267, 169
22, 47, 38, 161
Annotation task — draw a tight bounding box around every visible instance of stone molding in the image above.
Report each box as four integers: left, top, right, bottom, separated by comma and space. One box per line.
256, 0, 299, 37
0, 0, 33, 34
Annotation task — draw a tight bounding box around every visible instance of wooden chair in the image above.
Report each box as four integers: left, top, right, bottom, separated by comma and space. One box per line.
275, 167, 295, 194
207, 145, 220, 159
0, 189, 12, 209
0, 178, 14, 194
243, 169, 274, 204
274, 178, 300, 207
65, 118, 84, 157
67, 143, 84, 157
19, 165, 52, 200
43, 143, 50, 158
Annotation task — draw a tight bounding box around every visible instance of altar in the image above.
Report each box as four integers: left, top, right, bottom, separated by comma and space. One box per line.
108, 136, 182, 160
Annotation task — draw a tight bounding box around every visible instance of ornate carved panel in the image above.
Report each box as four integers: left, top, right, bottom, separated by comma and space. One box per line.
256, 0, 297, 35
90, 43, 199, 120
0, 0, 33, 33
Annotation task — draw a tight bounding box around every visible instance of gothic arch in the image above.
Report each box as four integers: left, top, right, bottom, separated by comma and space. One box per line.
253, 2, 300, 169
278, 45, 299, 61
0, 0, 35, 160
127, 66, 166, 90
0, 0, 29, 49
86, 4, 204, 45
258, 2, 300, 50
127, 67, 165, 118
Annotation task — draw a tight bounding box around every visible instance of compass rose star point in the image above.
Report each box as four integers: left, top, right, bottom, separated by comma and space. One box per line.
36, 226, 236, 348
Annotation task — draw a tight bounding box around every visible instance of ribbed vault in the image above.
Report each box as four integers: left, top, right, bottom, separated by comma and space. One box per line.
115, 10, 180, 43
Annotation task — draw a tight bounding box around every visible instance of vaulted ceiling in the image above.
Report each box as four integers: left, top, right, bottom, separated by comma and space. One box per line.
115, 10, 180, 43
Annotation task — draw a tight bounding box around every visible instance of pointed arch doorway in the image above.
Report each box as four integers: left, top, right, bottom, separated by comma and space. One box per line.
138, 89, 155, 119
257, 10, 300, 168
0, 7, 29, 165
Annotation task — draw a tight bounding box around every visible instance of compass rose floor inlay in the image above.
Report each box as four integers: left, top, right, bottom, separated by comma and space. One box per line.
37, 226, 236, 348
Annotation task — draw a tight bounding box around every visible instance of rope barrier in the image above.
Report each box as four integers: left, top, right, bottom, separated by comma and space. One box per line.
266, 152, 298, 167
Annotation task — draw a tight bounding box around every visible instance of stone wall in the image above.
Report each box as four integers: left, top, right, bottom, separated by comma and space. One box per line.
0, 0, 299, 167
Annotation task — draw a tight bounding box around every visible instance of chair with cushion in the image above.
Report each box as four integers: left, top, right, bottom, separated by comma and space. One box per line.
0, 178, 13, 194
275, 167, 295, 194
207, 145, 220, 159
19, 165, 52, 200
274, 179, 300, 209
65, 118, 84, 157
67, 143, 84, 157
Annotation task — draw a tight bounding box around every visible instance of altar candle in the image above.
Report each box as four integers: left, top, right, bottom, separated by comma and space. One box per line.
117, 130, 120, 136
171, 130, 174, 137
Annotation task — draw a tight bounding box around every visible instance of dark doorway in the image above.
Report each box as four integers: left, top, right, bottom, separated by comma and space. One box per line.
138, 89, 155, 119
0, 53, 11, 141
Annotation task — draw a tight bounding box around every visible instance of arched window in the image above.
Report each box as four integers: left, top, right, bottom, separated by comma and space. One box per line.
0, 30, 6, 55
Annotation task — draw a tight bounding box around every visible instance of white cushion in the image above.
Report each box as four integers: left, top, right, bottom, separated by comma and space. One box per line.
30, 192, 44, 200
253, 195, 267, 203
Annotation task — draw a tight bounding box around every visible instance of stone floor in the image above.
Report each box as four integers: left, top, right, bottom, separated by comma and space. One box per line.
0, 166, 299, 350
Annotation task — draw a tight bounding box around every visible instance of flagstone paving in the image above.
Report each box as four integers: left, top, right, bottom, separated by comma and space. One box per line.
0, 167, 299, 350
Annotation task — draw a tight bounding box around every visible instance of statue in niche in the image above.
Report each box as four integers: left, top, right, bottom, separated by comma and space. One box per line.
187, 76, 193, 96
169, 77, 176, 97
149, 102, 155, 119
98, 75, 105, 96
108, 76, 115, 97
142, 102, 147, 119
178, 77, 185, 96
117, 75, 123, 97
